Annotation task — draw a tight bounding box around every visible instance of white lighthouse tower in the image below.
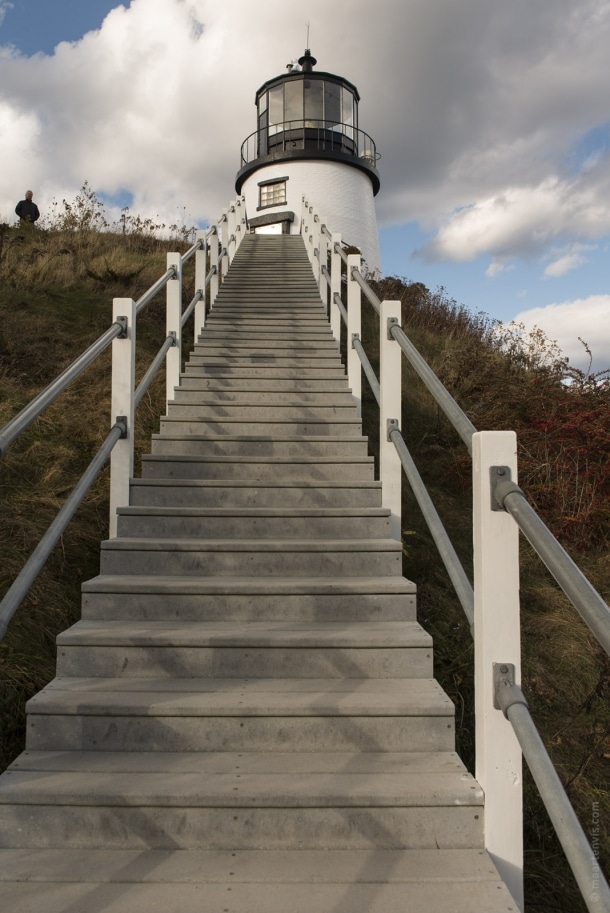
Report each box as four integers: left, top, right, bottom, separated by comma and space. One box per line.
236, 49, 381, 274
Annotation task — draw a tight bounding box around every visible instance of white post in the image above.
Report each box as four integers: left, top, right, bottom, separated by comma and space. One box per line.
166, 252, 182, 410
109, 297, 136, 539
194, 230, 207, 344
380, 300, 402, 540
330, 232, 342, 344
209, 224, 220, 309
235, 196, 246, 251
312, 214, 321, 285
220, 210, 229, 278
347, 253, 361, 417
227, 203, 237, 264
473, 430, 523, 910
318, 217, 329, 312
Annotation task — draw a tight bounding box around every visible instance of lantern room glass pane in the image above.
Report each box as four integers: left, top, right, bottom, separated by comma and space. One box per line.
284, 80, 303, 126
324, 81, 341, 126
258, 91, 268, 114
268, 84, 284, 134
304, 79, 323, 124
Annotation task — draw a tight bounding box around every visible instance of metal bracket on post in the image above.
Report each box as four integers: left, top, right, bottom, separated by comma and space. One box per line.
168, 331, 177, 347
387, 418, 400, 442
116, 316, 128, 339
351, 332, 359, 348
114, 416, 128, 439
493, 662, 529, 714
387, 316, 399, 340
491, 465, 525, 511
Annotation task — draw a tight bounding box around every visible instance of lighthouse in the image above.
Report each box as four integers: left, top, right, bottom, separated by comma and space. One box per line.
236, 49, 381, 275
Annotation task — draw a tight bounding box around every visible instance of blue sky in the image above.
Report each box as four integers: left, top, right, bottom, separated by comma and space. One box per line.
1, 0, 609, 372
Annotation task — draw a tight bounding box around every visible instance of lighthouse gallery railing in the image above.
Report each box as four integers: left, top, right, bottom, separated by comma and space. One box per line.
301, 197, 610, 913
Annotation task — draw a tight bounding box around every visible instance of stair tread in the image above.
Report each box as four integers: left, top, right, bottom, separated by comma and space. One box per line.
117, 506, 390, 517
9, 750, 465, 774
56, 620, 431, 647
0, 769, 482, 807
100, 537, 402, 552
26, 679, 453, 716
82, 575, 417, 594
0, 880, 516, 913
0, 846, 503, 883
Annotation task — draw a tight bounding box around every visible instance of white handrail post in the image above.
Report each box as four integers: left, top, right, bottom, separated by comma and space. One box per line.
330, 232, 342, 344
109, 297, 136, 539
312, 213, 322, 285
220, 209, 229, 277
380, 300, 402, 540
318, 217, 329, 313
166, 252, 182, 410
473, 430, 523, 910
209, 224, 220, 309
194, 230, 207, 344
301, 197, 308, 250
227, 203, 237, 264
236, 196, 246, 251
347, 253, 362, 417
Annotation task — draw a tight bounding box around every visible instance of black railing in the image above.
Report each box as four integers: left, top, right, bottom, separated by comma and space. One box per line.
240, 119, 379, 169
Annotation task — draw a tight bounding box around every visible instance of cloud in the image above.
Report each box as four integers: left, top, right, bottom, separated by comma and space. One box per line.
0, 2, 13, 28
514, 295, 610, 372
0, 0, 609, 270
543, 243, 595, 278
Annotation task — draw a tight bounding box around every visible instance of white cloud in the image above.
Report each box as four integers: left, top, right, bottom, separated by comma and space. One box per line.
543, 243, 595, 278
0, 3, 13, 28
0, 0, 609, 269
514, 295, 610, 372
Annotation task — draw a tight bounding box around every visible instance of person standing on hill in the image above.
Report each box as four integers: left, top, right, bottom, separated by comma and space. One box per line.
15, 190, 40, 224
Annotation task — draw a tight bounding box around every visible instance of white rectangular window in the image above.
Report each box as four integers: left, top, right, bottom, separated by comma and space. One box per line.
259, 180, 287, 209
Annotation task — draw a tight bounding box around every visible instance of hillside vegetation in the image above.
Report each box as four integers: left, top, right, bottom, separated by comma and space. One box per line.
0, 193, 608, 912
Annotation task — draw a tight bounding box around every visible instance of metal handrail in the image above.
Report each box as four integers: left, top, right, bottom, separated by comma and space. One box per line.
389, 425, 475, 628
497, 679, 610, 912
389, 322, 477, 453
180, 291, 203, 330
352, 335, 380, 404
351, 266, 381, 315
0, 321, 125, 458
0, 419, 126, 640
135, 266, 176, 314
333, 242, 348, 266
494, 475, 610, 657
333, 292, 347, 326
134, 335, 176, 409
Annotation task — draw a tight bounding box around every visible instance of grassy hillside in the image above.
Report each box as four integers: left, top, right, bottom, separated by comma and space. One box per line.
0, 208, 608, 912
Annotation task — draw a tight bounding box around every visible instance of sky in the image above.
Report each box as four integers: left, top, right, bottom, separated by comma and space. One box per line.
1, 0, 609, 373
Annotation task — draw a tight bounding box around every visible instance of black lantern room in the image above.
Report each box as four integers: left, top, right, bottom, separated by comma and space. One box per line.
236, 50, 380, 195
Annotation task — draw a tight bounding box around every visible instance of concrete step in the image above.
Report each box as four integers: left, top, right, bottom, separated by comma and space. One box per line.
80, 575, 417, 622
182, 365, 347, 378
0, 846, 513, 913
139, 455, 375, 482
158, 417, 364, 435
165, 404, 359, 421
54, 621, 432, 678
23, 678, 455, 754
186, 358, 342, 371
149, 434, 369, 458
176, 377, 350, 391
129, 478, 382, 507
170, 389, 356, 406
0, 876, 515, 913
116, 506, 390, 539
98, 537, 403, 577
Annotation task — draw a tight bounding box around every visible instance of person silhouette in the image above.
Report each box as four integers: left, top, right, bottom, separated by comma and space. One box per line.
15, 190, 40, 224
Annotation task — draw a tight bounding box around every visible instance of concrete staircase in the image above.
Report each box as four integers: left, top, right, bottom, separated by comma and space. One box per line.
0, 235, 516, 911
